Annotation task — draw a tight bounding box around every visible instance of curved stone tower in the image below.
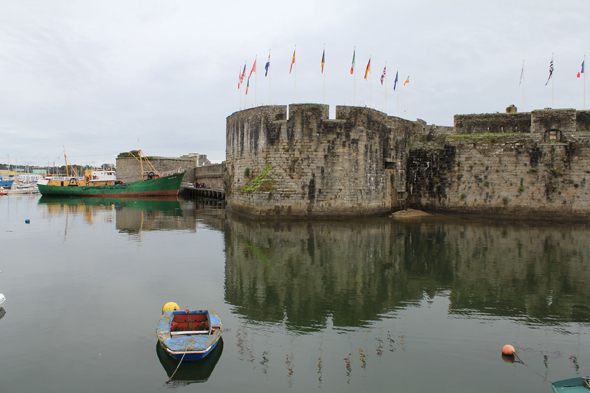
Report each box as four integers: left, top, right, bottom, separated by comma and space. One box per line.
225, 103, 426, 218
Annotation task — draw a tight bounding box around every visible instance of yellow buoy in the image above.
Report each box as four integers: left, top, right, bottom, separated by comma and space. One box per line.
162, 302, 180, 314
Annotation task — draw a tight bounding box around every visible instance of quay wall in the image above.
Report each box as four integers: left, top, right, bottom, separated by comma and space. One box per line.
194, 163, 225, 189
225, 104, 447, 218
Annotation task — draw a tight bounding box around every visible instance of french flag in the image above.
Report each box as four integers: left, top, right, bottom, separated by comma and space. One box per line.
577, 60, 584, 78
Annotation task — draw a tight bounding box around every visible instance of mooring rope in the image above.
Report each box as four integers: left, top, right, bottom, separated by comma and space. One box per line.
166, 346, 188, 384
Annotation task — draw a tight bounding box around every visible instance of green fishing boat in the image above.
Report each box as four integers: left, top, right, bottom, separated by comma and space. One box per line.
37, 172, 184, 197
37, 149, 185, 197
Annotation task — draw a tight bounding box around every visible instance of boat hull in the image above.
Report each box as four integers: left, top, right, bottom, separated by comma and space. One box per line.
156, 310, 223, 363
166, 340, 219, 362
37, 173, 184, 197
552, 377, 590, 392
0, 180, 14, 188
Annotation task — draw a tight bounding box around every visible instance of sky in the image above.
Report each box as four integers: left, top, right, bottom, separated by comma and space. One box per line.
1, 0, 589, 167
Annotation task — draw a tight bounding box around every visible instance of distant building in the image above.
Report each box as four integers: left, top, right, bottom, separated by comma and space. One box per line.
181, 153, 211, 167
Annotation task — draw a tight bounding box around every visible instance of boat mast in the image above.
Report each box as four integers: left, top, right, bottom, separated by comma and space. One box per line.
139, 150, 144, 181
64, 146, 69, 177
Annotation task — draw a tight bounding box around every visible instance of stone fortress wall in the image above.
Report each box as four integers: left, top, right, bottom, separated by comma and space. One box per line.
225, 104, 449, 218
408, 108, 590, 219
226, 104, 590, 220
116, 156, 197, 184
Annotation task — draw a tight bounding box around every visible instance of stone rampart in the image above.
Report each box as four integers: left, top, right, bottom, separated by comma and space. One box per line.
116, 156, 196, 183
225, 104, 446, 218
455, 112, 531, 134
225, 105, 590, 220
194, 163, 225, 188
407, 109, 590, 219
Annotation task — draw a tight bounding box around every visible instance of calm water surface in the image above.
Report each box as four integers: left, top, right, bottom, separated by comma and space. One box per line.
1, 194, 590, 392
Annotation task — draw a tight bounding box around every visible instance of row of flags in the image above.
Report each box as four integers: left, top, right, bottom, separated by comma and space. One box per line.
238, 48, 411, 95
519, 55, 586, 87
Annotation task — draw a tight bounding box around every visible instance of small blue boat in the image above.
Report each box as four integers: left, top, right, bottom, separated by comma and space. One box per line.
0, 177, 14, 189
552, 377, 590, 392
156, 309, 223, 362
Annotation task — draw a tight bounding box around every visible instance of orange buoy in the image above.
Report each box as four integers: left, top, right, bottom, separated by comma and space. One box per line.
502, 344, 516, 356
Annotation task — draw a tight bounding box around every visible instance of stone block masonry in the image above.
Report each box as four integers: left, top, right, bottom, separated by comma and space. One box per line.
408, 109, 590, 220
116, 156, 197, 184
225, 104, 448, 218
227, 105, 590, 220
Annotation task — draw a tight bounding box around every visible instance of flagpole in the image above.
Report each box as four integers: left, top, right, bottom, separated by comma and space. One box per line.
323, 43, 326, 105
269, 50, 272, 105
239, 66, 242, 110
369, 55, 372, 108
397, 68, 399, 117
354, 46, 356, 106
255, 54, 258, 107
294, 45, 297, 103
408, 77, 410, 120
384, 62, 387, 113
522, 60, 525, 112
584, 54, 586, 110
552, 52, 555, 108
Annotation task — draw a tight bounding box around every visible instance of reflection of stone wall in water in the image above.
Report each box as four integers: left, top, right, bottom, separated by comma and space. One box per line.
445, 221, 590, 322
115, 206, 197, 233
223, 215, 590, 329
113, 200, 226, 233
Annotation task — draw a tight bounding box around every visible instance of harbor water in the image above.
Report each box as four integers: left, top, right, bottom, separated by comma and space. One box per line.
1, 194, 590, 392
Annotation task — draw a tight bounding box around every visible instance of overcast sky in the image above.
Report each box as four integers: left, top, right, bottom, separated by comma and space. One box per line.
1, 0, 588, 167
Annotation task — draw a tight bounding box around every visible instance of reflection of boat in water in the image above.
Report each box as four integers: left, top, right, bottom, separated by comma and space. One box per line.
38, 196, 183, 215
156, 338, 223, 385
552, 376, 590, 392
0, 293, 5, 308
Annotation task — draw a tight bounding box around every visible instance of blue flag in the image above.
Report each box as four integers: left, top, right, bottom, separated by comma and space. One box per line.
265, 54, 270, 77
393, 71, 399, 91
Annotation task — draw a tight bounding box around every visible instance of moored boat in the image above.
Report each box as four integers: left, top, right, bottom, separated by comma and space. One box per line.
0, 176, 14, 189
552, 376, 590, 392
37, 172, 184, 197
0, 293, 5, 309
156, 309, 223, 362
37, 150, 184, 197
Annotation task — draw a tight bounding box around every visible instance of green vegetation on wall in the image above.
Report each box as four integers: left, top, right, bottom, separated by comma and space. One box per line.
242, 165, 275, 192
